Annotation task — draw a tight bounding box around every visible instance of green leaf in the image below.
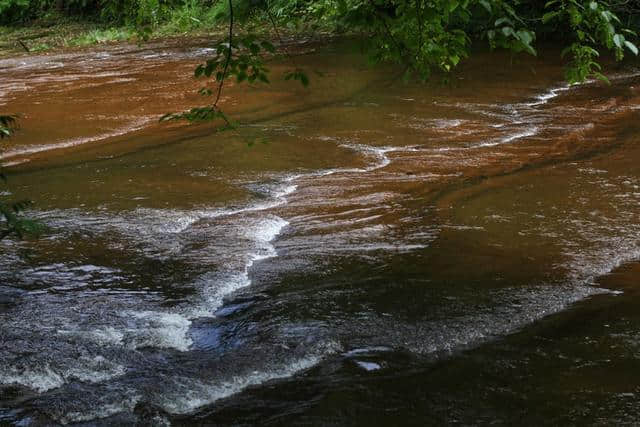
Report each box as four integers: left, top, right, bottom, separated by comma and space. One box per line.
542, 11, 560, 24
479, 0, 491, 13
605, 23, 615, 38
517, 30, 534, 45
299, 72, 309, 87
624, 40, 639, 55
204, 61, 217, 77
613, 33, 624, 49
501, 26, 515, 37
495, 17, 514, 27
569, 7, 583, 26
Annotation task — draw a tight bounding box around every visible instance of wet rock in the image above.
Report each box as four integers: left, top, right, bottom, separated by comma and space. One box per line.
0, 384, 29, 401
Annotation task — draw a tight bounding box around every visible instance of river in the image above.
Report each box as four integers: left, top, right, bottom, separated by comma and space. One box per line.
1, 39, 640, 425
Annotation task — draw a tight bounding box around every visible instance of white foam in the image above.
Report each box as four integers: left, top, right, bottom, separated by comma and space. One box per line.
65, 356, 127, 384
355, 361, 381, 371
336, 143, 422, 174
474, 126, 539, 148
0, 117, 154, 162
132, 180, 295, 236
191, 271, 251, 318
58, 394, 141, 425
158, 340, 342, 414
0, 355, 126, 394
87, 327, 126, 346
523, 85, 572, 107
249, 216, 289, 245
123, 311, 193, 351
190, 215, 289, 317
344, 346, 393, 357
406, 285, 607, 356
499, 125, 539, 144
557, 173, 640, 286
566, 241, 640, 285
273, 184, 298, 198
0, 365, 64, 393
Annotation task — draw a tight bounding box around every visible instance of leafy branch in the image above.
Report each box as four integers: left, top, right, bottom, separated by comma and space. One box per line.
161, 0, 312, 129
543, 0, 638, 83
0, 115, 43, 241
0, 115, 18, 140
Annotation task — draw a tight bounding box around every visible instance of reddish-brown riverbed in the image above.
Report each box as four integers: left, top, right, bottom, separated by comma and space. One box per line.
1, 39, 640, 425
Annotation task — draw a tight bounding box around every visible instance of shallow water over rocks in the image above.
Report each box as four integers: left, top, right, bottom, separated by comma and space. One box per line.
1, 40, 640, 425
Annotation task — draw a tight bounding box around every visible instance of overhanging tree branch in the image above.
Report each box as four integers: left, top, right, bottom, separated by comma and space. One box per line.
214, 0, 234, 111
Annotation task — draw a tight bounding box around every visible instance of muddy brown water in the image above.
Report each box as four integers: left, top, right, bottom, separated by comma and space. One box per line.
1, 39, 640, 425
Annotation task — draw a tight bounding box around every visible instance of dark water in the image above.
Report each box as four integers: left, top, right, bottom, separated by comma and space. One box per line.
1, 40, 640, 425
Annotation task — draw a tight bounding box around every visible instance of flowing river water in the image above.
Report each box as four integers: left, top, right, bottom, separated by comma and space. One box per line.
1, 39, 640, 425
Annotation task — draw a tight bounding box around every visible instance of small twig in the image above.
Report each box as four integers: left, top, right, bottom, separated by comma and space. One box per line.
213, 0, 234, 109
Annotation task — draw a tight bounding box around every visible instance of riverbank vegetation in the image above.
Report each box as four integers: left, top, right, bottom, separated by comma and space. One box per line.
1, 1, 638, 82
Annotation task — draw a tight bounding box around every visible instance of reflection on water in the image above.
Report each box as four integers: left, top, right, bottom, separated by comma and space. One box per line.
1, 40, 640, 424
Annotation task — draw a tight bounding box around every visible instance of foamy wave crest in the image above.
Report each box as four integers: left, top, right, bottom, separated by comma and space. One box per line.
352, 284, 607, 358
560, 170, 640, 286
60, 398, 140, 425
189, 215, 289, 318
157, 339, 342, 415
0, 365, 65, 393
123, 311, 193, 351
0, 355, 125, 393
0, 117, 154, 162
48, 388, 142, 425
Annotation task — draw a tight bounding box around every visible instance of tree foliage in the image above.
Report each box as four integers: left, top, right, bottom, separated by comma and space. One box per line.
0, 116, 42, 241
2, 1, 639, 125
2, 1, 637, 84
155, 0, 638, 128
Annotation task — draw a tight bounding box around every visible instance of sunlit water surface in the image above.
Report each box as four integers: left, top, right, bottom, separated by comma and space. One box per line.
1, 40, 640, 425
